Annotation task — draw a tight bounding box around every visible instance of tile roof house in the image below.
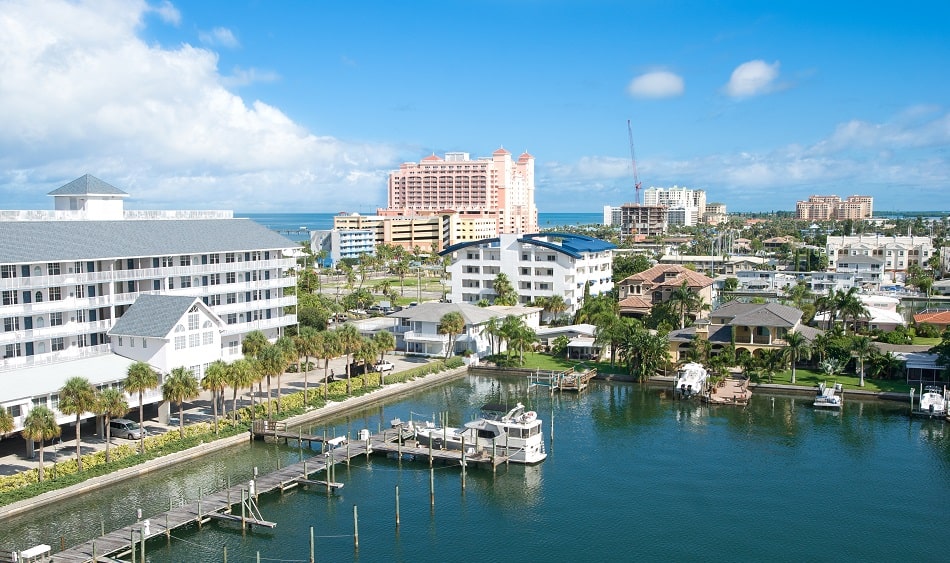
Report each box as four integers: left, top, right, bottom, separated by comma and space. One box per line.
913, 310, 950, 331
617, 265, 714, 319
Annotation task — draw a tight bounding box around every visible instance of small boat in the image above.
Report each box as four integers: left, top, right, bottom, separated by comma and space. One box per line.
814, 381, 843, 409
912, 385, 948, 418
410, 403, 547, 464
674, 362, 708, 399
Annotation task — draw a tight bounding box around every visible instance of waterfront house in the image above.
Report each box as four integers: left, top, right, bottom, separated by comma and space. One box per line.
617, 265, 713, 319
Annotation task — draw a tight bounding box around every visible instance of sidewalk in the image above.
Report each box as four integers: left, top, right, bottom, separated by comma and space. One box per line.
0, 353, 428, 476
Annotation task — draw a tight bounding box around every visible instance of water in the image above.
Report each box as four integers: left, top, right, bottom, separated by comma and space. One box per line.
6, 376, 946, 561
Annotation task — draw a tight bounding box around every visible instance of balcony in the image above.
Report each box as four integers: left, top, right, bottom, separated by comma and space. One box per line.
0, 344, 112, 372
403, 330, 448, 343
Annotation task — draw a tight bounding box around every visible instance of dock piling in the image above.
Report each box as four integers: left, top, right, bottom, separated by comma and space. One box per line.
429, 467, 435, 509
353, 505, 359, 551
395, 485, 400, 528
309, 526, 314, 563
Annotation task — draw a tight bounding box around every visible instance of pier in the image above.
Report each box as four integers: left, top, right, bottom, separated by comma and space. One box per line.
704, 375, 751, 406
54, 420, 509, 562
529, 367, 597, 393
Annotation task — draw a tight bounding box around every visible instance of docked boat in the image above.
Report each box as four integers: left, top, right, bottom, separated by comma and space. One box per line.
912, 385, 948, 418
674, 362, 708, 399
814, 381, 843, 409
411, 403, 547, 464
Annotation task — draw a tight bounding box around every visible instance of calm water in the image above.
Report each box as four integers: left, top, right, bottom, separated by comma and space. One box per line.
6, 375, 944, 562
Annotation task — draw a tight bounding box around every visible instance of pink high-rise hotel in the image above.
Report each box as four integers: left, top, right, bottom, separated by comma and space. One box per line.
379, 148, 538, 237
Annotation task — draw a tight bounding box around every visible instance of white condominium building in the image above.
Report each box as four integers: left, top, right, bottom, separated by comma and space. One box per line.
382, 149, 538, 235
826, 234, 933, 281
440, 233, 615, 317
0, 175, 298, 433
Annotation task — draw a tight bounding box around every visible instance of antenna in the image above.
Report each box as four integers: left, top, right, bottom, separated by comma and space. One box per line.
627, 120, 642, 205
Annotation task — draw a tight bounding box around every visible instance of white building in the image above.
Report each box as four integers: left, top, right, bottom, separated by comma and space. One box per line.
644, 186, 706, 226
0, 175, 298, 433
826, 235, 934, 282
311, 228, 376, 267
440, 233, 615, 317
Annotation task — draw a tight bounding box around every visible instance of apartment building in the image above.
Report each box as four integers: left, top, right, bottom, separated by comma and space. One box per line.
310, 228, 376, 267
440, 233, 615, 317
381, 149, 538, 235
644, 186, 707, 227
332, 212, 455, 252
826, 234, 933, 282
618, 204, 668, 236
796, 195, 874, 220
0, 175, 297, 432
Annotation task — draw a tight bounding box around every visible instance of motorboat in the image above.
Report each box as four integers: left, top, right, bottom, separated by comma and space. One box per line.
814, 381, 843, 409
912, 386, 948, 418
410, 403, 547, 464
674, 363, 708, 398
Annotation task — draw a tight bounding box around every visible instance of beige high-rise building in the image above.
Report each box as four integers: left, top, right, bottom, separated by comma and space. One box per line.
796, 195, 873, 220
381, 148, 538, 235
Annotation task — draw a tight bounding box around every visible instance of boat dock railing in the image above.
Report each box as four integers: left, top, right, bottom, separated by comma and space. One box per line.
528, 367, 597, 393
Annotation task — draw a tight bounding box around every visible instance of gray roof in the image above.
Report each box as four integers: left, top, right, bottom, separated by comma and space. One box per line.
389, 302, 503, 325
48, 174, 129, 197
794, 325, 823, 342
836, 255, 884, 265
108, 294, 203, 338
712, 302, 802, 328
0, 218, 296, 263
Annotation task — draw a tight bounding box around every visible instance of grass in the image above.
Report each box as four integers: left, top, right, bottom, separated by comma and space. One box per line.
757, 367, 911, 393
912, 337, 940, 346
493, 352, 632, 376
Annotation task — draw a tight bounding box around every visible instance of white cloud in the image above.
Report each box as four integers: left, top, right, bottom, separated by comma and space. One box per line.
199, 26, 239, 48
222, 66, 281, 88
724, 60, 780, 98
0, 0, 404, 212
150, 0, 180, 26
627, 71, 684, 99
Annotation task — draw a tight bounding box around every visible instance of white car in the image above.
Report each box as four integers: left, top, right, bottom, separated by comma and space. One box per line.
374, 360, 395, 372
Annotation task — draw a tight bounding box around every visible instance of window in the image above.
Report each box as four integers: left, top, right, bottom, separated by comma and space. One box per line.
50, 312, 63, 326
117, 336, 123, 346
226, 293, 237, 305
180, 276, 192, 288
174, 336, 186, 350
209, 273, 221, 286
167, 277, 175, 289
188, 313, 199, 330
180, 255, 192, 266
226, 272, 236, 284
228, 340, 239, 354
8, 405, 21, 417
175, 324, 185, 333
2, 291, 18, 305
0, 265, 16, 279
205, 295, 221, 307
208, 254, 220, 264
227, 313, 237, 325
48, 287, 62, 301
188, 334, 200, 347
226, 253, 236, 263
47, 263, 61, 275
75, 285, 84, 298
202, 331, 213, 345
162, 256, 175, 267
142, 338, 147, 349
3, 318, 18, 332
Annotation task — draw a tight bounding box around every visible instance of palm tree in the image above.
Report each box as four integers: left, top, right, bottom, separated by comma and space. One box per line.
295, 326, 320, 405
201, 360, 229, 435
373, 330, 396, 385
759, 349, 786, 384
57, 376, 96, 471
336, 324, 362, 395
437, 311, 466, 359
0, 407, 13, 436
852, 335, 874, 387
273, 336, 299, 413
319, 329, 342, 400
242, 330, 269, 359
838, 288, 870, 334
355, 337, 379, 384
95, 388, 128, 463
480, 317, 501, 357
783, 331, 812, 385
124, 361, 158, 454
594, 315, 630, 365
546, 294, 568, 325
816, 288, 840, 331
163, 367, 199, 438
21, 406, 60, 482
257, 344, 286, 419
668, 280, 704, 330
226, 358, 257, 418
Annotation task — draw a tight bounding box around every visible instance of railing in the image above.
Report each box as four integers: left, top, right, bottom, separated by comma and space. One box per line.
0, 344, 112, 372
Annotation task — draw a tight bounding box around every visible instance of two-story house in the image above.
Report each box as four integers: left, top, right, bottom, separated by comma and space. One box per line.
617, 265, 713, 319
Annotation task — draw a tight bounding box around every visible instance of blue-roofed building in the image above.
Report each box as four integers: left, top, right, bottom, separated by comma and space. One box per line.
0, 175, 298, 434
440, 233, 616, 318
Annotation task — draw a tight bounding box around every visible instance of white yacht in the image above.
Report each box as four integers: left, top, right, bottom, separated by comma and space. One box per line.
674, 363, 708, 399
813, 382, 844, 409
913, 386, 948, 418
412, 403, 547, 464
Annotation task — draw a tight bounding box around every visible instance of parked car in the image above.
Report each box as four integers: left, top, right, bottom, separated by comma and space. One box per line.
374, 360, 395, 373
110, 418, 146, 440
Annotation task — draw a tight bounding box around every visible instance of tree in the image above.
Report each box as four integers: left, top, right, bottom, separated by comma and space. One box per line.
594, 315, 630, 365
58, 376, 96, 471
437, 311, 466, 359
499, 315, 536, 365
373, 330, 396, 362
391, 257, 411, 296
241, 330, 269, 359
336, 324, 362, 395
319, 329, 342, 399
273, 336, 299, 413
852, 335, 874, 387
201, 360, 229, 435
295, 326, 320, 405
668, 280, 704, 330
257, 344, 286, 419
758, 349, 786, 384
22, 406, 60, 482
163, 367, 199, 438
123, 361, 158, 454
0, 407, 13, 436
226, 358, 258, 418
95, 388, 128, 463
837, 288, 869, 334
480, 317, 501, 357
491, 273, 518, 306
783, 331, 812, 385
612, 254, 653, 283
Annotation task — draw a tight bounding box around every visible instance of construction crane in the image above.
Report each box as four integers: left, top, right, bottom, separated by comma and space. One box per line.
627, 119, 642, 205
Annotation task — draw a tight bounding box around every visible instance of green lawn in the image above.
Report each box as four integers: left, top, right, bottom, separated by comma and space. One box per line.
912, 337, 940, 346
495, 352, 635, 376
759, 367, 911, 393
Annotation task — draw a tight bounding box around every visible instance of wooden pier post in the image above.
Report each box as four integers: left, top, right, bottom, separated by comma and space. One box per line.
140, 529, 145, 563
241, 488, 246, 530
224, 546, 228, 563
165, 512, 170, 539
92, 541, 96, 562
353, 505, 359, 551
130, 529, 135, 563
429, 467, 435, 508
346, 438, 350, 467
461, 436, 466, 491
309, 526, 315, 563
395, 485, 400, 528
197, 487, 202, 528
428, 434, 433, 466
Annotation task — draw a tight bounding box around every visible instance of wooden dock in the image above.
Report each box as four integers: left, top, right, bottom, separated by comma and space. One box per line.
54, 422, 508, 562
529, 367, 597, 393
704, 376, 751, 406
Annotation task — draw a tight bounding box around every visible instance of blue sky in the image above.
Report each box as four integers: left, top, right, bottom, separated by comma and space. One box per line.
0, 0, 947, 214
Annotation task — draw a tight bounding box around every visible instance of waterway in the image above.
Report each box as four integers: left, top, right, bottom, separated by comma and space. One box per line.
5, 375, 950, 561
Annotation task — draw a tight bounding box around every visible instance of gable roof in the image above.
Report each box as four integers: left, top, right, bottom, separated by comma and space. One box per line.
108, 294, 216, 338
388, 302, 502, 325
712, 301, 803, 328
48, 174, 129, 197
0, 218, 295, 263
